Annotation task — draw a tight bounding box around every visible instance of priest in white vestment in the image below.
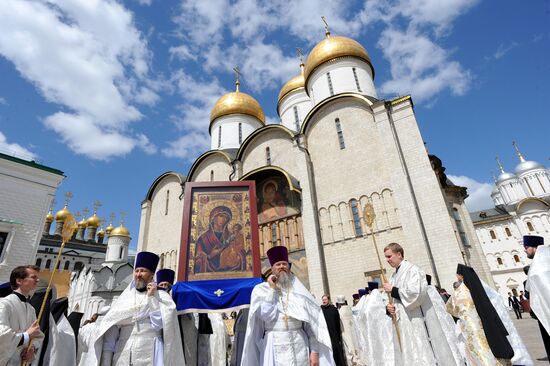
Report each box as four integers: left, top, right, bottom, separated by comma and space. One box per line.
85, 251, 185, 366
335, 295, 363, 366
77, 306, 110, 365
0, 265, 44, 365
524, 235, 550, 359
240, 246, 334, 366
383, 242, 447, 365
362, 286, 402, 366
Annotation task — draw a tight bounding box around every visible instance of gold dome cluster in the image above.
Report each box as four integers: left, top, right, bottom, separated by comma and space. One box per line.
210, 91, 265, 133
86, 213, 101, 228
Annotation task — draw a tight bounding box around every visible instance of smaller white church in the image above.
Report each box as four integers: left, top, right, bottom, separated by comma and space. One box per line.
471, 144, 550, 299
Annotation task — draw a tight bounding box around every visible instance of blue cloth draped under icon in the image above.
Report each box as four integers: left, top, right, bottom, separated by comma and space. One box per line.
172, 278, 262, 313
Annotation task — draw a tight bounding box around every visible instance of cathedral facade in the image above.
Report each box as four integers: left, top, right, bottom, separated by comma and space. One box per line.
471, 150, 550, 299
138, 31, 492, 298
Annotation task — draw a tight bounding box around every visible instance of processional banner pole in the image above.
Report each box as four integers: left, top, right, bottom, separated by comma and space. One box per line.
363, 202, 402, 350
21, 213, 77, 366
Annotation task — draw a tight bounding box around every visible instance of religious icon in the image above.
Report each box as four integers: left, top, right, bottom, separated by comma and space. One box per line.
257, 177, 300, 224
179, 182, 261, 281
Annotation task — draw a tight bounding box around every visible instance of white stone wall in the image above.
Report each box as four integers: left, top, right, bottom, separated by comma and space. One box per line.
307, 59, 376, 105
137, 175, 184, 274
0, 157, 63, 282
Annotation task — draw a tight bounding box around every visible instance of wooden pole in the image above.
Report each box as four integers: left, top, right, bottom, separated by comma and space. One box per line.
363, 202, 402, 350
22, 214, 76, 366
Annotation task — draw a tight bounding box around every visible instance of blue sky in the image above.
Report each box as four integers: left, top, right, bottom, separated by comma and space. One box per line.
1, 0, 549, 250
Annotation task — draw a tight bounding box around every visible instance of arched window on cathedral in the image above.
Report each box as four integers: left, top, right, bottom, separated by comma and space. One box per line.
210, 170, 214, 181
352, 67, 362, 92
326, 72, 334, 95
64, 261, 70, 271
266, 147, 271, 165
514, 254, 521, 263
74, 262, 84, 272
505, 227, 512, 237
238, 122, 243, 144
45, 259, 51, 270
165, 190, 170, 216
217, 126, 222, 148
489, 230, 497, 240
35, 258, 42, 268
349, 199, 363, 237
160, 253, 165, 269
496, 257, 503, 266
119, 247, 124, 259
527, 222, 535, 232
271, 223, 277, 245
335, 118, 345, 149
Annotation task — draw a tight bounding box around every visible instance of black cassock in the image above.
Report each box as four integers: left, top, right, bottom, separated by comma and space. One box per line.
321, 304, 347, 366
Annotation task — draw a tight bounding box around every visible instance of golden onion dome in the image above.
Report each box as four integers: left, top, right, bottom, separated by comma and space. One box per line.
97, 228, 105, 237
45, 210, 54, 223
110, 225, 130, 238
303, 35, 374, 87
86, 213, 100, 228
209, 91, 265, 133
277, 71, 305, 106
78, 218, 87, 228
55, 205, 71, 221
106, 223, 114, 235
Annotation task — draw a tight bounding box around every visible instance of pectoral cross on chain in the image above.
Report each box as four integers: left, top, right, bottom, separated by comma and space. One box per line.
214, 289, 224, 297
282, 313, 289, 329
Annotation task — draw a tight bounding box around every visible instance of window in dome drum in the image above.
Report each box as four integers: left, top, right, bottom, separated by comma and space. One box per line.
327, 72, 334, 95
238, 122, 242, 144
293, 106, 300, 131
352, 67, 362, 92
218, 126, 222, 148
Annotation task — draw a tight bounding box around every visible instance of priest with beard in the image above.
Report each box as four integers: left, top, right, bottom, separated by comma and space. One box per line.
84, 251, 184, 366
240, 246, 334, 366
321, 294, 346, 366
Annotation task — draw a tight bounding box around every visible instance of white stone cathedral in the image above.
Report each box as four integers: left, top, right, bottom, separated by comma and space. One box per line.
471, 147, 550, 299
138, 30, 493, 299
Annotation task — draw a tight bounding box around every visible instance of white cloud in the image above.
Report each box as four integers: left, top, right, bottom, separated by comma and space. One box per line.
136, 0, 153, 5
162, 132, 210, 160
0, 0, 157, 160
378, 27, 471, 102
448, 175, 494, 212
0, 97, 6, 105
493, 42, 519, 59
169, 45, 197, 62
0, 131, 36, 160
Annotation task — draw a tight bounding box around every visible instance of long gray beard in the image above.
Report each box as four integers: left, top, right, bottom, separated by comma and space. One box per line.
277, 271, 293, 290
135, 279, 147, 291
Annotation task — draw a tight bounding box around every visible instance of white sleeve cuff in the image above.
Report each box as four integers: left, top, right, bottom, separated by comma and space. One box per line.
22, 332, 30, 346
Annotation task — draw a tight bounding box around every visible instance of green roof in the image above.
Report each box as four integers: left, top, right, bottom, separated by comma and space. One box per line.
0, 152, 64, 176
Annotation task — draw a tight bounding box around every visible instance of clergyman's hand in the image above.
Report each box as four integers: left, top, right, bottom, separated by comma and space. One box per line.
26, 320, 41, 339
310, 352, 319, 366
386, 303, 396, 315
147, 282, 157, 297
383, 282, 393, 293
267, 275, 278, 289
20, 346, 34, 362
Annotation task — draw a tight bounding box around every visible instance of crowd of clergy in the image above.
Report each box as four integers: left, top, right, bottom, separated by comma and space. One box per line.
0, 234, 548, 366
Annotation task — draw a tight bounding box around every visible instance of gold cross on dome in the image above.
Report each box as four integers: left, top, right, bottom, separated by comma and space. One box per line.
93, 200, 102, 213
321, 16, 330, 37
214, 289, 225, 297
120, 211, 126, 225
296, 48, 304, 64
64, 191, 73, 206
233, 66, 241, 92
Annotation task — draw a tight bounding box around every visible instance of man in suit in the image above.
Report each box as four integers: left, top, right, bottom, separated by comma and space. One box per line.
508, 292, 522, 319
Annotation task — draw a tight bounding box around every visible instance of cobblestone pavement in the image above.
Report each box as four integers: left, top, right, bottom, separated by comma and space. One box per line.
511, 312, 548, 365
